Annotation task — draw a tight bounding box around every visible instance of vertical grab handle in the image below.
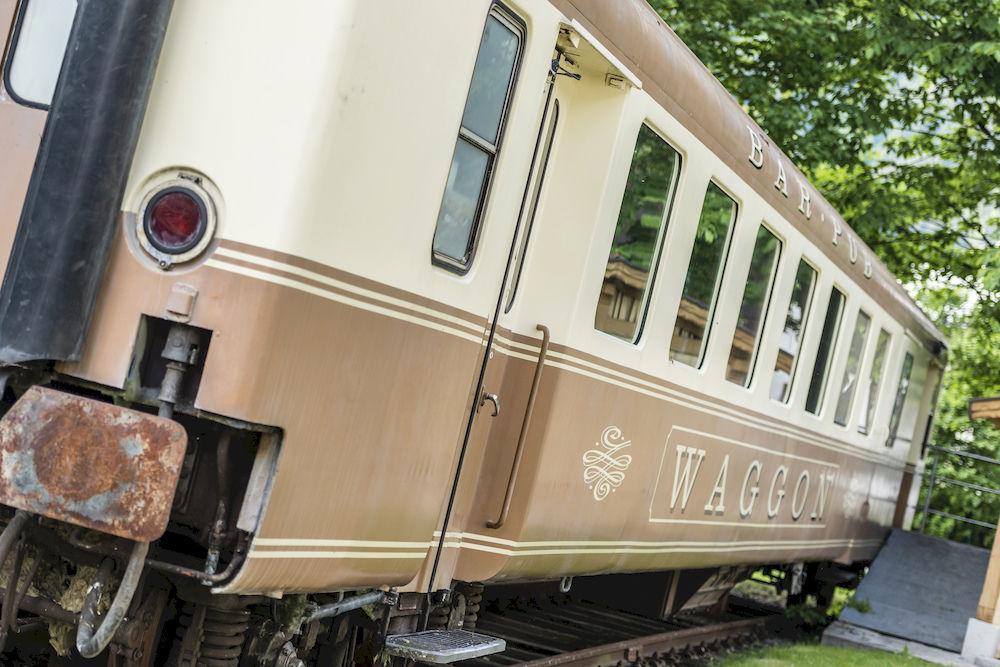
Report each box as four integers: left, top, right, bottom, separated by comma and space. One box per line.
487, 324, 550, 529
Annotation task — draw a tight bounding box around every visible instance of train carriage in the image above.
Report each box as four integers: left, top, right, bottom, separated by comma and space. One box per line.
0, 0, 945, 663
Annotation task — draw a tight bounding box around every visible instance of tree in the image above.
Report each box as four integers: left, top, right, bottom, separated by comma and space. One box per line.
649, 0, 1000, 544
911, 284, 1000, 544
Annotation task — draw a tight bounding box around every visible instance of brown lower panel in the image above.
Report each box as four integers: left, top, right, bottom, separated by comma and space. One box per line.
448, 341, 894, 584
62, 237, 488, 592
60, 238, 898, 593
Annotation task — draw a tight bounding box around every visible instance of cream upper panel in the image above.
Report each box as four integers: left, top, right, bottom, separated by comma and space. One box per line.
508, 74, 922, 460
128, 0, 929, 460
125, 0, 564, 318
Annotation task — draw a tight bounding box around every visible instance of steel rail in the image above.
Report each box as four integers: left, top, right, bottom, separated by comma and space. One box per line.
932, 476, 1000, 496
515, 615, 772, 666
920, 443, 1000, 536
926, 508, 998, 529
926, 444, 1000, 467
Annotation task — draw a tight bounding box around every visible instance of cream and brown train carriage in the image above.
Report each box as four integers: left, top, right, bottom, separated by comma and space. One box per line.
0, 0, 944, 663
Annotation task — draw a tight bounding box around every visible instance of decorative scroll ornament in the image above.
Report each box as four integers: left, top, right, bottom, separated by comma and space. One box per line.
582, 426, 632, 501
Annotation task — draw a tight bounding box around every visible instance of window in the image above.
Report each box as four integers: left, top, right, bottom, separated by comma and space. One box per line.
885, 352, 914, 447
669, 182, 737, 367
858, 329, 891, 434
432, 7, 523, 272
505, 98, 559, 312
833, 311, 872, 425
4, 0, 77, 108
770, 260, 817, 402
805, 287, 846, 414
726, 225, 781, 386
594, 124, 681, 341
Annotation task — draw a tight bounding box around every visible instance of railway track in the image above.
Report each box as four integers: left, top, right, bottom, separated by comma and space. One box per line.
461, 596, 781, 666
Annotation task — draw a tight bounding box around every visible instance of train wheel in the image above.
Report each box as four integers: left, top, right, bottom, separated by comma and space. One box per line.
107, 587, 172, 667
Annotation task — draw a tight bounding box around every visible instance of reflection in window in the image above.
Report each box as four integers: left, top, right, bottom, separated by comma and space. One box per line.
770, 260, 817, 402
834, 311, 872, 425
726, 226, 781, 386
669, 183, 737, 367
7, 0, 78, 108
505, 99, 559, 313
595, 124, 680, 341
805, 287, 846, 414
885, 352, 914, 447
858, 329, 890, 434
432, 9, 522, 271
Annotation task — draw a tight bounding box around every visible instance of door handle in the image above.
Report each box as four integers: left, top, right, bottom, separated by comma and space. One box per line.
487, 324, 550, 529
479, 392, 500, 417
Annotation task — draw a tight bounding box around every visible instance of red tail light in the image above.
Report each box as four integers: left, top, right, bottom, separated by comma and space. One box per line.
143, 188, 207, 254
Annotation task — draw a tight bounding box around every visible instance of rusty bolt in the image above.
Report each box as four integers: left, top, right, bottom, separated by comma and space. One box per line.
276, 642, 304, 667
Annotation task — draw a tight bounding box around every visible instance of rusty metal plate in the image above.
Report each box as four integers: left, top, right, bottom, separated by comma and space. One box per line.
0, 386, 187, 541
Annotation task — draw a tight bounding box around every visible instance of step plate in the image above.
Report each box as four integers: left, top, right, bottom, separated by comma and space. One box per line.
385, 630, 506, 663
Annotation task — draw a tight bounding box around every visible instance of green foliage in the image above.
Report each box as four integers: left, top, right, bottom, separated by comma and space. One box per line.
785, 601, 828, 628
847, 596, 872, 614
828, 586, 872, 618
911, 291, 1000, 545
649, 0, 1000, 545
715, 643, 932, 665
649, 0, 999, 286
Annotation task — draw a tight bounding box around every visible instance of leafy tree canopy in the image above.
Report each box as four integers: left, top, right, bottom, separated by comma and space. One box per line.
651, 0, 998, 288
649, 0, 1000, 543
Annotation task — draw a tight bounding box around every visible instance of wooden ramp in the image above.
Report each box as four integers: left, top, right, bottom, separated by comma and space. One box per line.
828, 529, 989, 653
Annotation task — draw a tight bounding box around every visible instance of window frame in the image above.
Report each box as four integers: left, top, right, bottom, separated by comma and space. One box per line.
669, 178, 739, 369
725, 221, 783, 389
430, 3, 526, 274
858, 327, 892, 435
885, 350, 915, 448
770, 256, 819, 405
832, 308, 872, 427
2, 0, 77, 110
804, 284, 847, 416
594, 121, 684, 344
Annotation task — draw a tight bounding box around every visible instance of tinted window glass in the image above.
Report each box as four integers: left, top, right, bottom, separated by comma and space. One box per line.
7, 0, 78, 108
595, 124, 680, 341
726, 225, 781, 386
432, 11, 521, 271
805, 287, 846, 414
432, 141, 490, 261
461, 17, 520, 145
858, 329, 891, 434
886, 352, 914, 447
770, 260, 817, 402
670, 183, 737, 366
834, 311, 872, 425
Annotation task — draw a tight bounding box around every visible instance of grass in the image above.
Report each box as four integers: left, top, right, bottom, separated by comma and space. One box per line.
714, 643, 931, 666
722, 571, 903, 664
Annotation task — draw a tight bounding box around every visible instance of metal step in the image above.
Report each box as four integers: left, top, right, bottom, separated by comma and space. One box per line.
385, 629, 506, 663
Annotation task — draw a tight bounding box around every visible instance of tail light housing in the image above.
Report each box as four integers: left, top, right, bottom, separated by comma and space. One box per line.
144, 188, 207, 253
136, 175, 217, 268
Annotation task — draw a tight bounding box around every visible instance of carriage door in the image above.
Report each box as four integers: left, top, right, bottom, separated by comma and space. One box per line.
423, 18, 639, 595
0, 0, 75, 274
417, 8, 565, 595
